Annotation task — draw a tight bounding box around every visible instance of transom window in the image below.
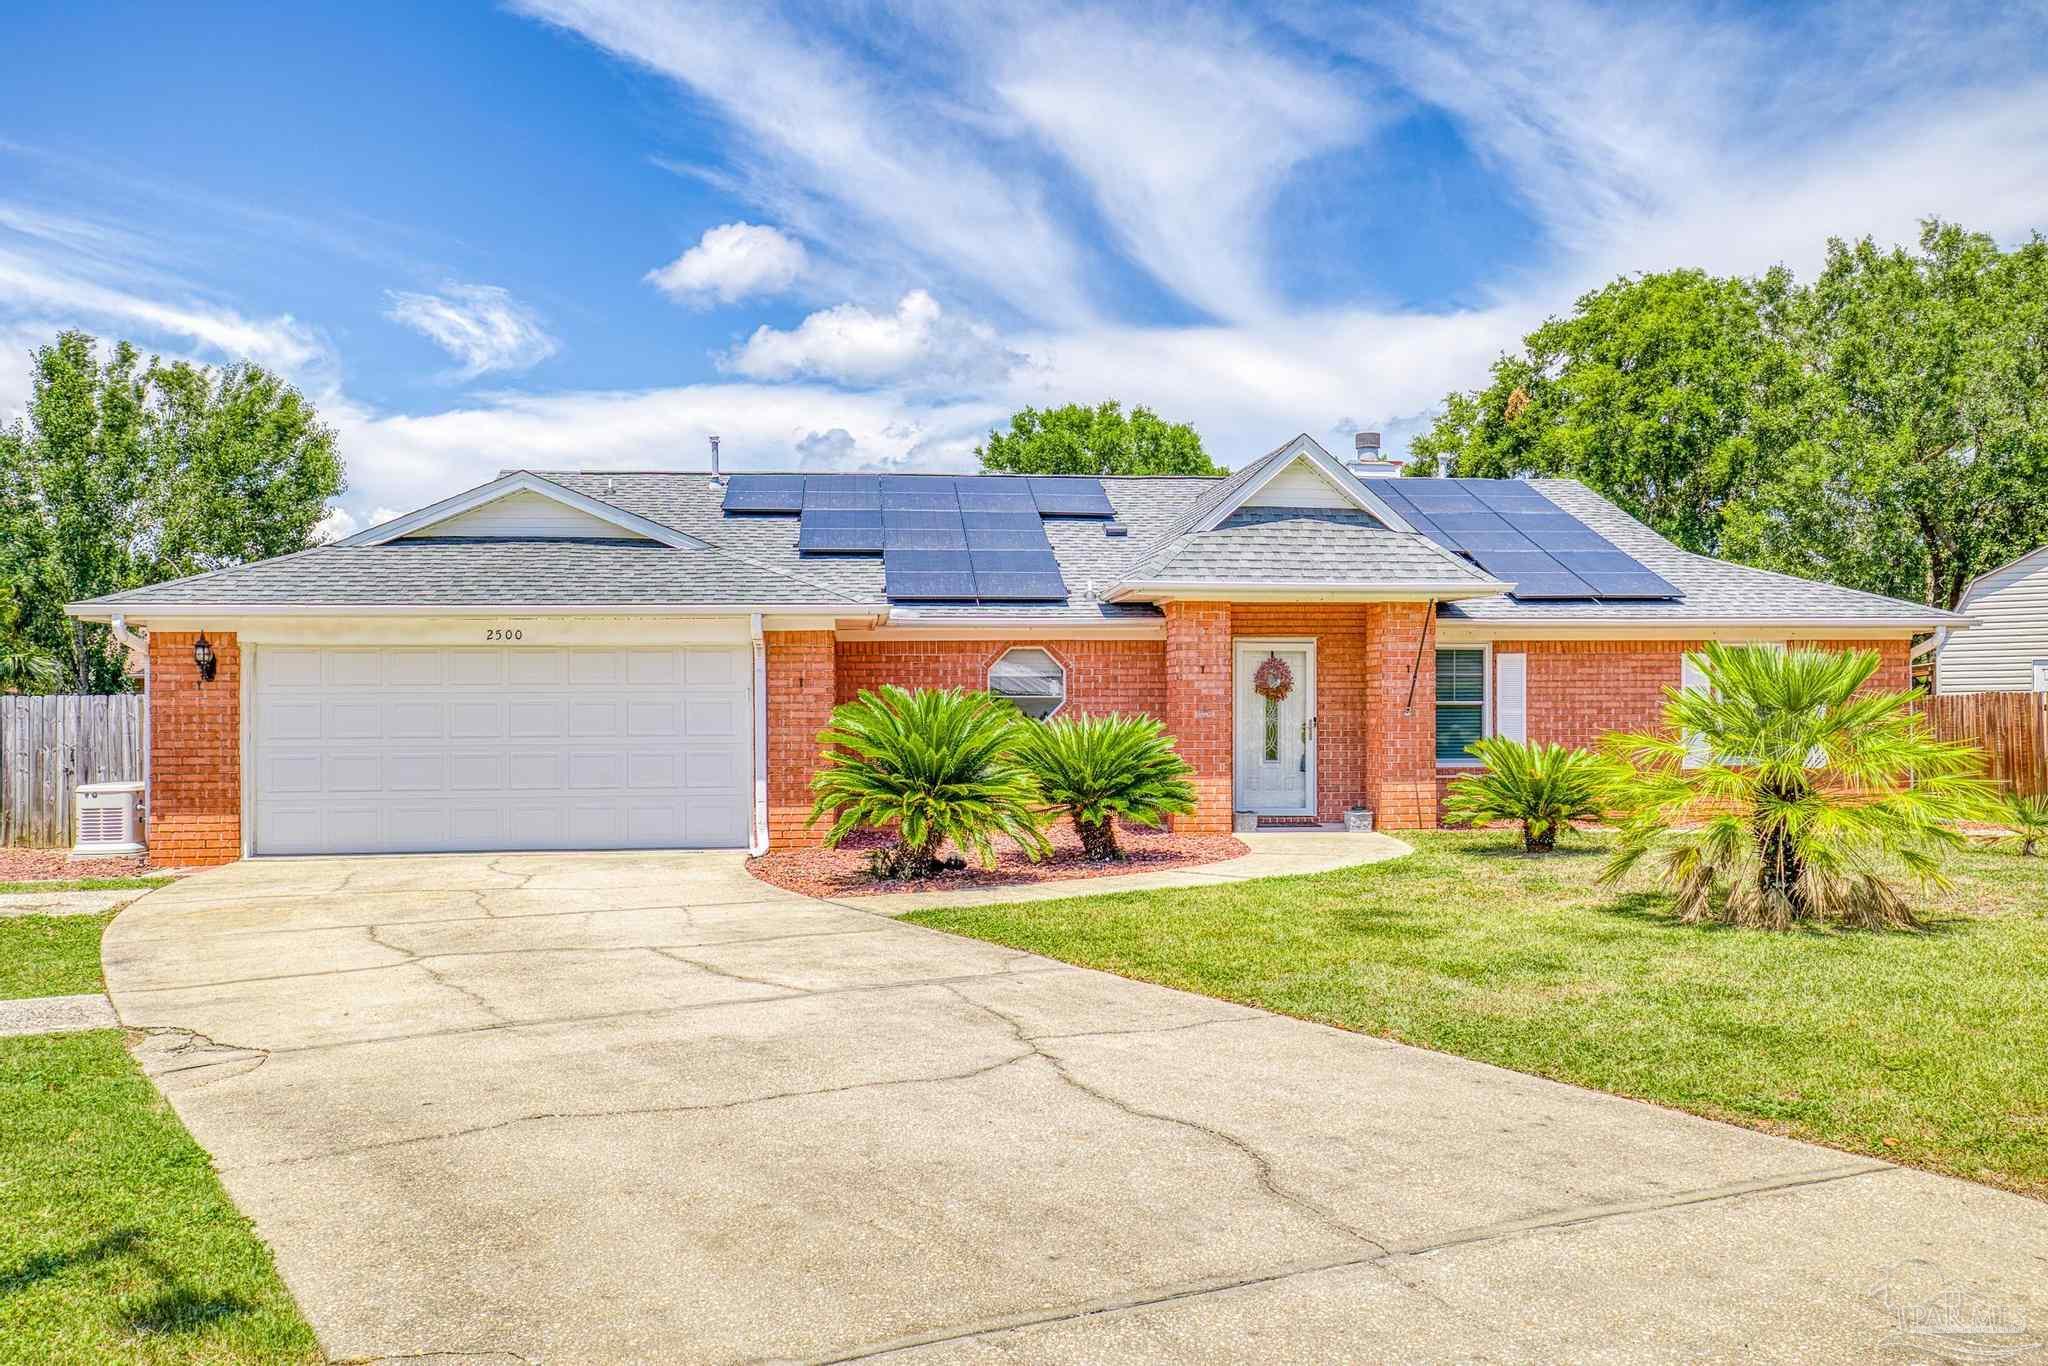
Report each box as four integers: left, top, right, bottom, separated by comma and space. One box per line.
989, 647, 1067, 719
1435, 648, 1488, 764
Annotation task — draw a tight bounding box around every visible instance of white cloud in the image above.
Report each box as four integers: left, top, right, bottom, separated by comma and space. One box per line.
646, 221, 806, 305
384, 283, 559, 379
724, 289, 1026, 387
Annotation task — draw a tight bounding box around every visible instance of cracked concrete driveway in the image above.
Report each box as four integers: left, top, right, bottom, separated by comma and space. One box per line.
106, 854, 2048, 1364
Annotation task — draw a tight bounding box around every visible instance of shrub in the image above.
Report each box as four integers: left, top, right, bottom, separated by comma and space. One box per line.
2002, 792, 2048, 857
806, 685, 1046, 879
1599, 643, 1992, 930
1442, 737, 1617, 852
1010, 712, 1196, 860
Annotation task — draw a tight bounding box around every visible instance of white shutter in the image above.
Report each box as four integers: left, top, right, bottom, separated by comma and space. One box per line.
1495, 652, 1527, 744
1680, 652, 1710, 768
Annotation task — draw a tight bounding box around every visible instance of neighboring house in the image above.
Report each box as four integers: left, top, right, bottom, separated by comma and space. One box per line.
1933, 543, 2048, 694
67, 434, 1964, 866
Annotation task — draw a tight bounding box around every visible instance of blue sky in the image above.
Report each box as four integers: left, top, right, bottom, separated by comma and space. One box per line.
4, 0, 2045, 535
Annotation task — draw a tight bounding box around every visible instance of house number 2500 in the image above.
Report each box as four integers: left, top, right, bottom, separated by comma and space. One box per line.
485, 628, 524, 641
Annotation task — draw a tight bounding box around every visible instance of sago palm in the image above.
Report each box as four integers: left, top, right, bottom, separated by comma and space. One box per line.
1599, 643, 1992, 930
1009, 712, 1197, 860
2002, 792, 2048, 857
807, 685, 1046, 878
0, 641, 62, 695
1442, 737, 1617, 852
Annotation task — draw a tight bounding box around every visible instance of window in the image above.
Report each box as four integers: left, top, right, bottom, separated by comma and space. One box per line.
1435, 648, 1487, 764
989, 647, 1066, 719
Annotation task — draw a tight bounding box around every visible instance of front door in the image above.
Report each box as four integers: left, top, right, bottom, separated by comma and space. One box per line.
1233, 642, 1316, 815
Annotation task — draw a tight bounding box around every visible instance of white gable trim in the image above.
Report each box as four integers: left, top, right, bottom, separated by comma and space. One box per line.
337, 472, 709, 550
1195, 435, 1417, 535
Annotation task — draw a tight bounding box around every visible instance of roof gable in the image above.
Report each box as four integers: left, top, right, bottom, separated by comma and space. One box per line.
1185, 434, 1416, 536
339, 472, 708, 550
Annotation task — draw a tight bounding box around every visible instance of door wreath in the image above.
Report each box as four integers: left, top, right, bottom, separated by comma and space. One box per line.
1252, 653, 1295, 702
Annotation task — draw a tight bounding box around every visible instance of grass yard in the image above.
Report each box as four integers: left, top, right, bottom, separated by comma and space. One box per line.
0, 1032, 319, 1364
0, 912, 117, 1001
0, 877, 172, 896
906, 830, 2048, 1197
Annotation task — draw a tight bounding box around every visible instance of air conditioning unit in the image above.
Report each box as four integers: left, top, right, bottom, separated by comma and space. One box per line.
74, 781, 145, 858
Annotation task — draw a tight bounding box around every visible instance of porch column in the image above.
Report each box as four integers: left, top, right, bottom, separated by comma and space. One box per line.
1364, 602, 1440, 830
1163, 601, 1233, 833
764, 630, 837, 849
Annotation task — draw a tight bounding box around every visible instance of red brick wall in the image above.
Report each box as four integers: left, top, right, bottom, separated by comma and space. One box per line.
147, 631, 241, 867
765, 631, 836, 849
1364, 603, 1439, 829
1164, 603, 1234, 832
833, 638, 1167, 718
1230, 605, 1371, 823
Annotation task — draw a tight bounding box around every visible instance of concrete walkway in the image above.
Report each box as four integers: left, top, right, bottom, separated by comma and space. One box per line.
0, 992, 117, 1037
853, 829, 1409, 914
0, 887, 140, 918
104, 852, 2048, 1364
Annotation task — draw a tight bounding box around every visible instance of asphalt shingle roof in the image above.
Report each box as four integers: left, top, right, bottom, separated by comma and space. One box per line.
74, 462, 1960, 628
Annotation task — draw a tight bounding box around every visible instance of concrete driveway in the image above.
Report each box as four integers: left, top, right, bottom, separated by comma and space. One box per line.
107, 854, 2048, 1364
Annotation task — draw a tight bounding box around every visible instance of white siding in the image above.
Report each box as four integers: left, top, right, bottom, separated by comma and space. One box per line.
407, 490, 650, 540
1243, 458, 1357, 510
1936, 547, 2048, 693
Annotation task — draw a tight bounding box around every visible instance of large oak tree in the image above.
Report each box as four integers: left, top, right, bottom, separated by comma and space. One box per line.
977, 400, 1222, 476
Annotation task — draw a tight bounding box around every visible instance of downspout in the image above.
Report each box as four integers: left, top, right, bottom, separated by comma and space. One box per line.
1909, 625, 1951, 693
749, 612, 769, 855
108, 615, 149, 841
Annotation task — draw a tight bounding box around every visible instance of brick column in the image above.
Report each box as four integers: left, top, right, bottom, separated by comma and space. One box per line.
1364, 603, 1439, 830
147, 630, 242, 866
765, 630, 837, 849
1164, 601, 1233, 833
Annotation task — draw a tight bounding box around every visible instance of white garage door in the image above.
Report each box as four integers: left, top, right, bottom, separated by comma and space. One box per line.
252, 645, 751, 855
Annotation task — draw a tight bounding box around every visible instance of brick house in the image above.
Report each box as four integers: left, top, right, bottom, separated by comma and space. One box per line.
68, 435, 1963, 866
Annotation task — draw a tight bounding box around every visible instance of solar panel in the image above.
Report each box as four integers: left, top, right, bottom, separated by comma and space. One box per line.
797, 507, 883, 553
880, 476, 958, 511
803, 475, 880, 510
1374, 478, 1682, 602
1028, 477, 1114, 518
721, 474, 804, 514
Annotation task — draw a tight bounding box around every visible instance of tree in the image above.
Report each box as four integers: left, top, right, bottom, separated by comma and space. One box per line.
1441, 737, 1618, 853
807, 686, 1048, 879
977, 400, 1223, 476
1408, 269, 1806, 554
0, 331, 343, 691
1600, 644, 1991, 930
1721, 222, 2048, 609
1009, 712, 1196, 860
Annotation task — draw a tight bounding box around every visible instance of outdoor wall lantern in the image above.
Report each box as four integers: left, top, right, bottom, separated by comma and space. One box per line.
192, 632, 218, 683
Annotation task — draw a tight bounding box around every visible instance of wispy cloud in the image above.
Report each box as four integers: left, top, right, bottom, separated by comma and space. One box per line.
383, 283, 559, 379
646, 221, 807, 306
724, 290, 1026, 387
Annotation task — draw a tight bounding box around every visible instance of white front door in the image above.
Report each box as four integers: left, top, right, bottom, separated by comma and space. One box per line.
250, 644, 751, 855
1233, 642, 1316, 815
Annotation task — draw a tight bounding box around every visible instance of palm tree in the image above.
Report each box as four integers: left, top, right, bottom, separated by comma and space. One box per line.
807, 685, 1047, 879
1442, 737, 1618, 852
0, 641, 61, 695
1009, 712, 1197, 860
2001, 792, 2048, 857
1599, 643, 1992, 930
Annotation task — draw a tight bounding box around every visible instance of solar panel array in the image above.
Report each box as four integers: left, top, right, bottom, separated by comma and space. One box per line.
1370, 479, 1683, 601
723, 473, 1112, 601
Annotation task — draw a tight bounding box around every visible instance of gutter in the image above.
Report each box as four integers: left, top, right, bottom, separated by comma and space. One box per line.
1909, 626, 1952, 660
107, 615, 150, 843
749, 612, 769, 856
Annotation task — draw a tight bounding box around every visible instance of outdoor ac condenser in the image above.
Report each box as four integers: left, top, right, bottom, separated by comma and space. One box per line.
73, 781, 145, 858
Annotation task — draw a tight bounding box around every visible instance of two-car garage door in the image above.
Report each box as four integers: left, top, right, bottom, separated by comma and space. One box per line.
251, 645, 750, 856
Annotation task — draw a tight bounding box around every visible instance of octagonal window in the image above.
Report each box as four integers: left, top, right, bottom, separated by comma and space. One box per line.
989, 647, 1067, 720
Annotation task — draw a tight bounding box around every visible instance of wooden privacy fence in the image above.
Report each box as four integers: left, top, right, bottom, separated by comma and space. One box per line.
0, 695, 144, 847
1924, 691, 2048, 797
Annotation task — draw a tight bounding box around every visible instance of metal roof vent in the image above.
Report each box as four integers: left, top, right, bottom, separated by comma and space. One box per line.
1103, 522, 1128, 537
708, 434, 724, 487
1347, 430, 1403, 479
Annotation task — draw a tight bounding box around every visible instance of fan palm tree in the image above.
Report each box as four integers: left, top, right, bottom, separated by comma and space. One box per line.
1599, 643, 1992, 930
1009, 712, 1197, 860
808, 685, 1047, 879
1443, 737, 1618, 852
2001, 792, 2048, 857
0, 641, 61, 695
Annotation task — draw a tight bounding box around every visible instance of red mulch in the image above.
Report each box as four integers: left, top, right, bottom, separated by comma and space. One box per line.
0, 848, 163, 882
748, 822, 1248, 899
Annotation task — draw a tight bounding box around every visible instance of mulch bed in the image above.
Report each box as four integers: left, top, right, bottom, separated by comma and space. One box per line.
0, 848, 160, 882
748, 822, 1248, 899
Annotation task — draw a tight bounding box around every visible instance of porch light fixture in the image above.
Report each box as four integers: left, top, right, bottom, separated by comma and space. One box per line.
192, 632, 218, 683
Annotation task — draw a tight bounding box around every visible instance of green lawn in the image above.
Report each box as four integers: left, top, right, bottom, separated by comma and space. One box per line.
0, 912, 119, 1001
0, 877, 172, 896
906, 830, 2048, 1197
0, 1032, 319, 1364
